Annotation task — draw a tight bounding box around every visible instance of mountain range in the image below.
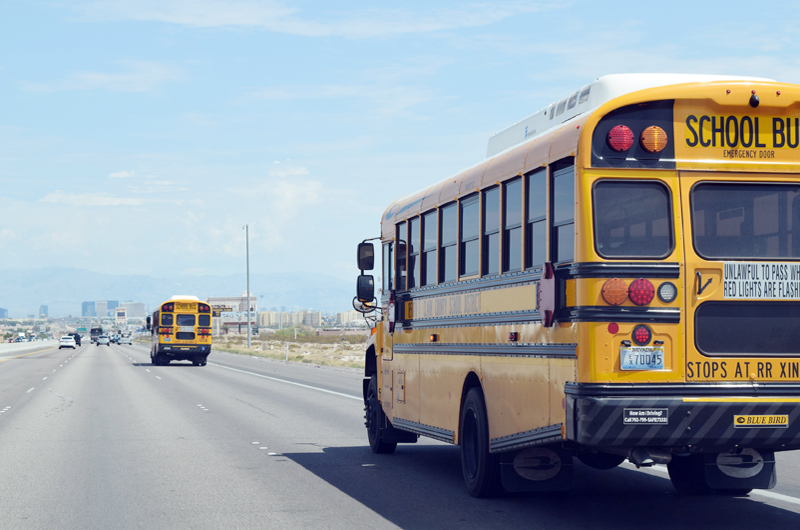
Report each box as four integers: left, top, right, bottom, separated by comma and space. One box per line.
0, 267, 355, 318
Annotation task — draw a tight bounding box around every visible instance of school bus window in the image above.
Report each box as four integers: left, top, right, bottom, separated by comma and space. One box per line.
382, 242, 393, 293
440, 203, 458, 282
555, 98, 567, 117
161, 314, 173, 326
408, 216, 420, 289
503, 177, 523, 272
460, 194, 480, 277
177, 314, 196, 326
421, 211, 437, 286
593, 180, 673, 259
552, 163, 575, 263
567, 91, 578, 110
482, 186, 500, 275
198, 314, 211, 326
578, 85, 591, 104
526, 169, 547, 269
692, 183, 800, 259
396, 221, 407, 290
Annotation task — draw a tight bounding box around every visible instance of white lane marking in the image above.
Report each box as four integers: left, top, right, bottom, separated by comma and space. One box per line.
208, 362, 361, 401
42, 377, 47, 381
624, 462, 800, 505
155, 376, 162, 380
26, 388, 34, 393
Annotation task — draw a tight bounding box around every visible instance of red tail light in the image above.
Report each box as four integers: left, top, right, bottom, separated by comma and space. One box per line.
608, 125, 634, 151
629, 278, 655, 306
162, 303, 174, 312
632, 325, 652, 346
159, 327, 173, 335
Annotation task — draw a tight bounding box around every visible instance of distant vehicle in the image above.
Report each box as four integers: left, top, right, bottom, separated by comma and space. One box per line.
90, 327, 103, 344
119, 335, 133, 345
68, 333, 82, 346
97, 334, 110, 346
147, 295, 212, 366
59, 336, 76, 349
111, 334, 120, 344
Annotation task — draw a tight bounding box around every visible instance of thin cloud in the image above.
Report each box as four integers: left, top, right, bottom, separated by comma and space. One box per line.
75, 1, 559, 38
109, 170, 136, 178
22, 60, 182, 93
40, 192, 144, 206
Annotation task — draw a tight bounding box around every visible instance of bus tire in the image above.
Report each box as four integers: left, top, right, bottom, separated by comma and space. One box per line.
667, 454, 712, 495
365, 375, 397, 454
460, 388, 502, 498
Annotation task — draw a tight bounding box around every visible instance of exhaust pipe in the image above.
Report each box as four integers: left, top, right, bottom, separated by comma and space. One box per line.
629, 447, 672, 467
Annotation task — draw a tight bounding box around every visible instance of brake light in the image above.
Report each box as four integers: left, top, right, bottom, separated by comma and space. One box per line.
629, 278, 655, 306
198, 328, 211, 336
640, 126, 668, 153
198, 304, 210, 313
607, 125, 634, 151
159, 327, 173, 335
632, 325, 652, 346
601, 278, 629, 306
162, 303, 174, 312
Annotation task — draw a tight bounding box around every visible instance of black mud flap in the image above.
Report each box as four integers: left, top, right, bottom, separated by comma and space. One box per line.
500, 446, 573, 492
382, 422, 418, 444
705, 449, 777, 490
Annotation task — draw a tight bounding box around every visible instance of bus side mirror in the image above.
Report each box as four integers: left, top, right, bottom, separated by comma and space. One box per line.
357, 242, 375, 271
356, 274, 375, 303
145, 316, 151, 331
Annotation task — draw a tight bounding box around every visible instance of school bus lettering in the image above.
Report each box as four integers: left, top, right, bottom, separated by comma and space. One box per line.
684, 114, 800, 153
723, 262, 800, 300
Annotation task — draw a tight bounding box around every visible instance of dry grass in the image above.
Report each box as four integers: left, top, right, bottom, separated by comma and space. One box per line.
211, 335, 368, 369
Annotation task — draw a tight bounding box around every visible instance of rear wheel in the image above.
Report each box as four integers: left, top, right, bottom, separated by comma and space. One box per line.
365, 375, 397, 454
460, 387, 502, 497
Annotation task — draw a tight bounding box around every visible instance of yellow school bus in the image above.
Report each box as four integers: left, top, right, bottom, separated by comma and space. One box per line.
147, 295, 212, 366
355, 74, 800, 496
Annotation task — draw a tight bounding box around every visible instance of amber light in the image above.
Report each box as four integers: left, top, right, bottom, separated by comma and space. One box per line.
607, 125, 634, 152
629, 278, 655, 306
430, 334, 438, 342
640, 126, 668, 153
602, 278, 629, 306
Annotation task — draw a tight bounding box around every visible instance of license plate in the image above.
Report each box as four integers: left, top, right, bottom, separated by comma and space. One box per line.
621, 346, 664, 370
180, 326, 194, 332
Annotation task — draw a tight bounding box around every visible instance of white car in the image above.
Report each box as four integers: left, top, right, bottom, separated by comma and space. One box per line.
59, 336, 77, 349
119, 335, 133, 345
97, 335, 110, 346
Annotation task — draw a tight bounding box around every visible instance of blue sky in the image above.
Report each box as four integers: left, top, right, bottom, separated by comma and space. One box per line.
3, 0, 800, 287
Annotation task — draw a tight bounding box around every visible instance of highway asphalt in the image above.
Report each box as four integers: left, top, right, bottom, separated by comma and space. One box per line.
1, 342, 800, 529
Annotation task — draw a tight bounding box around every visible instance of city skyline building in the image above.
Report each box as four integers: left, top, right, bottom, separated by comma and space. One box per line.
81, 301, 96, 317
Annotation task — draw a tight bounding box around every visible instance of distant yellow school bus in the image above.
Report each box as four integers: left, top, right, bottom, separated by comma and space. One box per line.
147, 295, 212, 366
355, 74, 800, 496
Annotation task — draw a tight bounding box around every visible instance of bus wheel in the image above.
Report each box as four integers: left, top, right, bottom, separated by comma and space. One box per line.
460, 388, 502, 497
365, 375, 397, 454
667, 454, 712, 495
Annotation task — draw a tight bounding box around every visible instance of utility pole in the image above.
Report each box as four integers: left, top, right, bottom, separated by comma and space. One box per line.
244, 224, 251, 349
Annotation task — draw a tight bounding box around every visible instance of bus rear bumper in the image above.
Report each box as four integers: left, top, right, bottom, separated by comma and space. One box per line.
157, 344, 211, 360
565, 382, 800, 451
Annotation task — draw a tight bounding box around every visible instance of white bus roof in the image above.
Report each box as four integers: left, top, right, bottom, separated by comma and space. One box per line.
486, 73, 775, 158
170, 295, 200, 301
